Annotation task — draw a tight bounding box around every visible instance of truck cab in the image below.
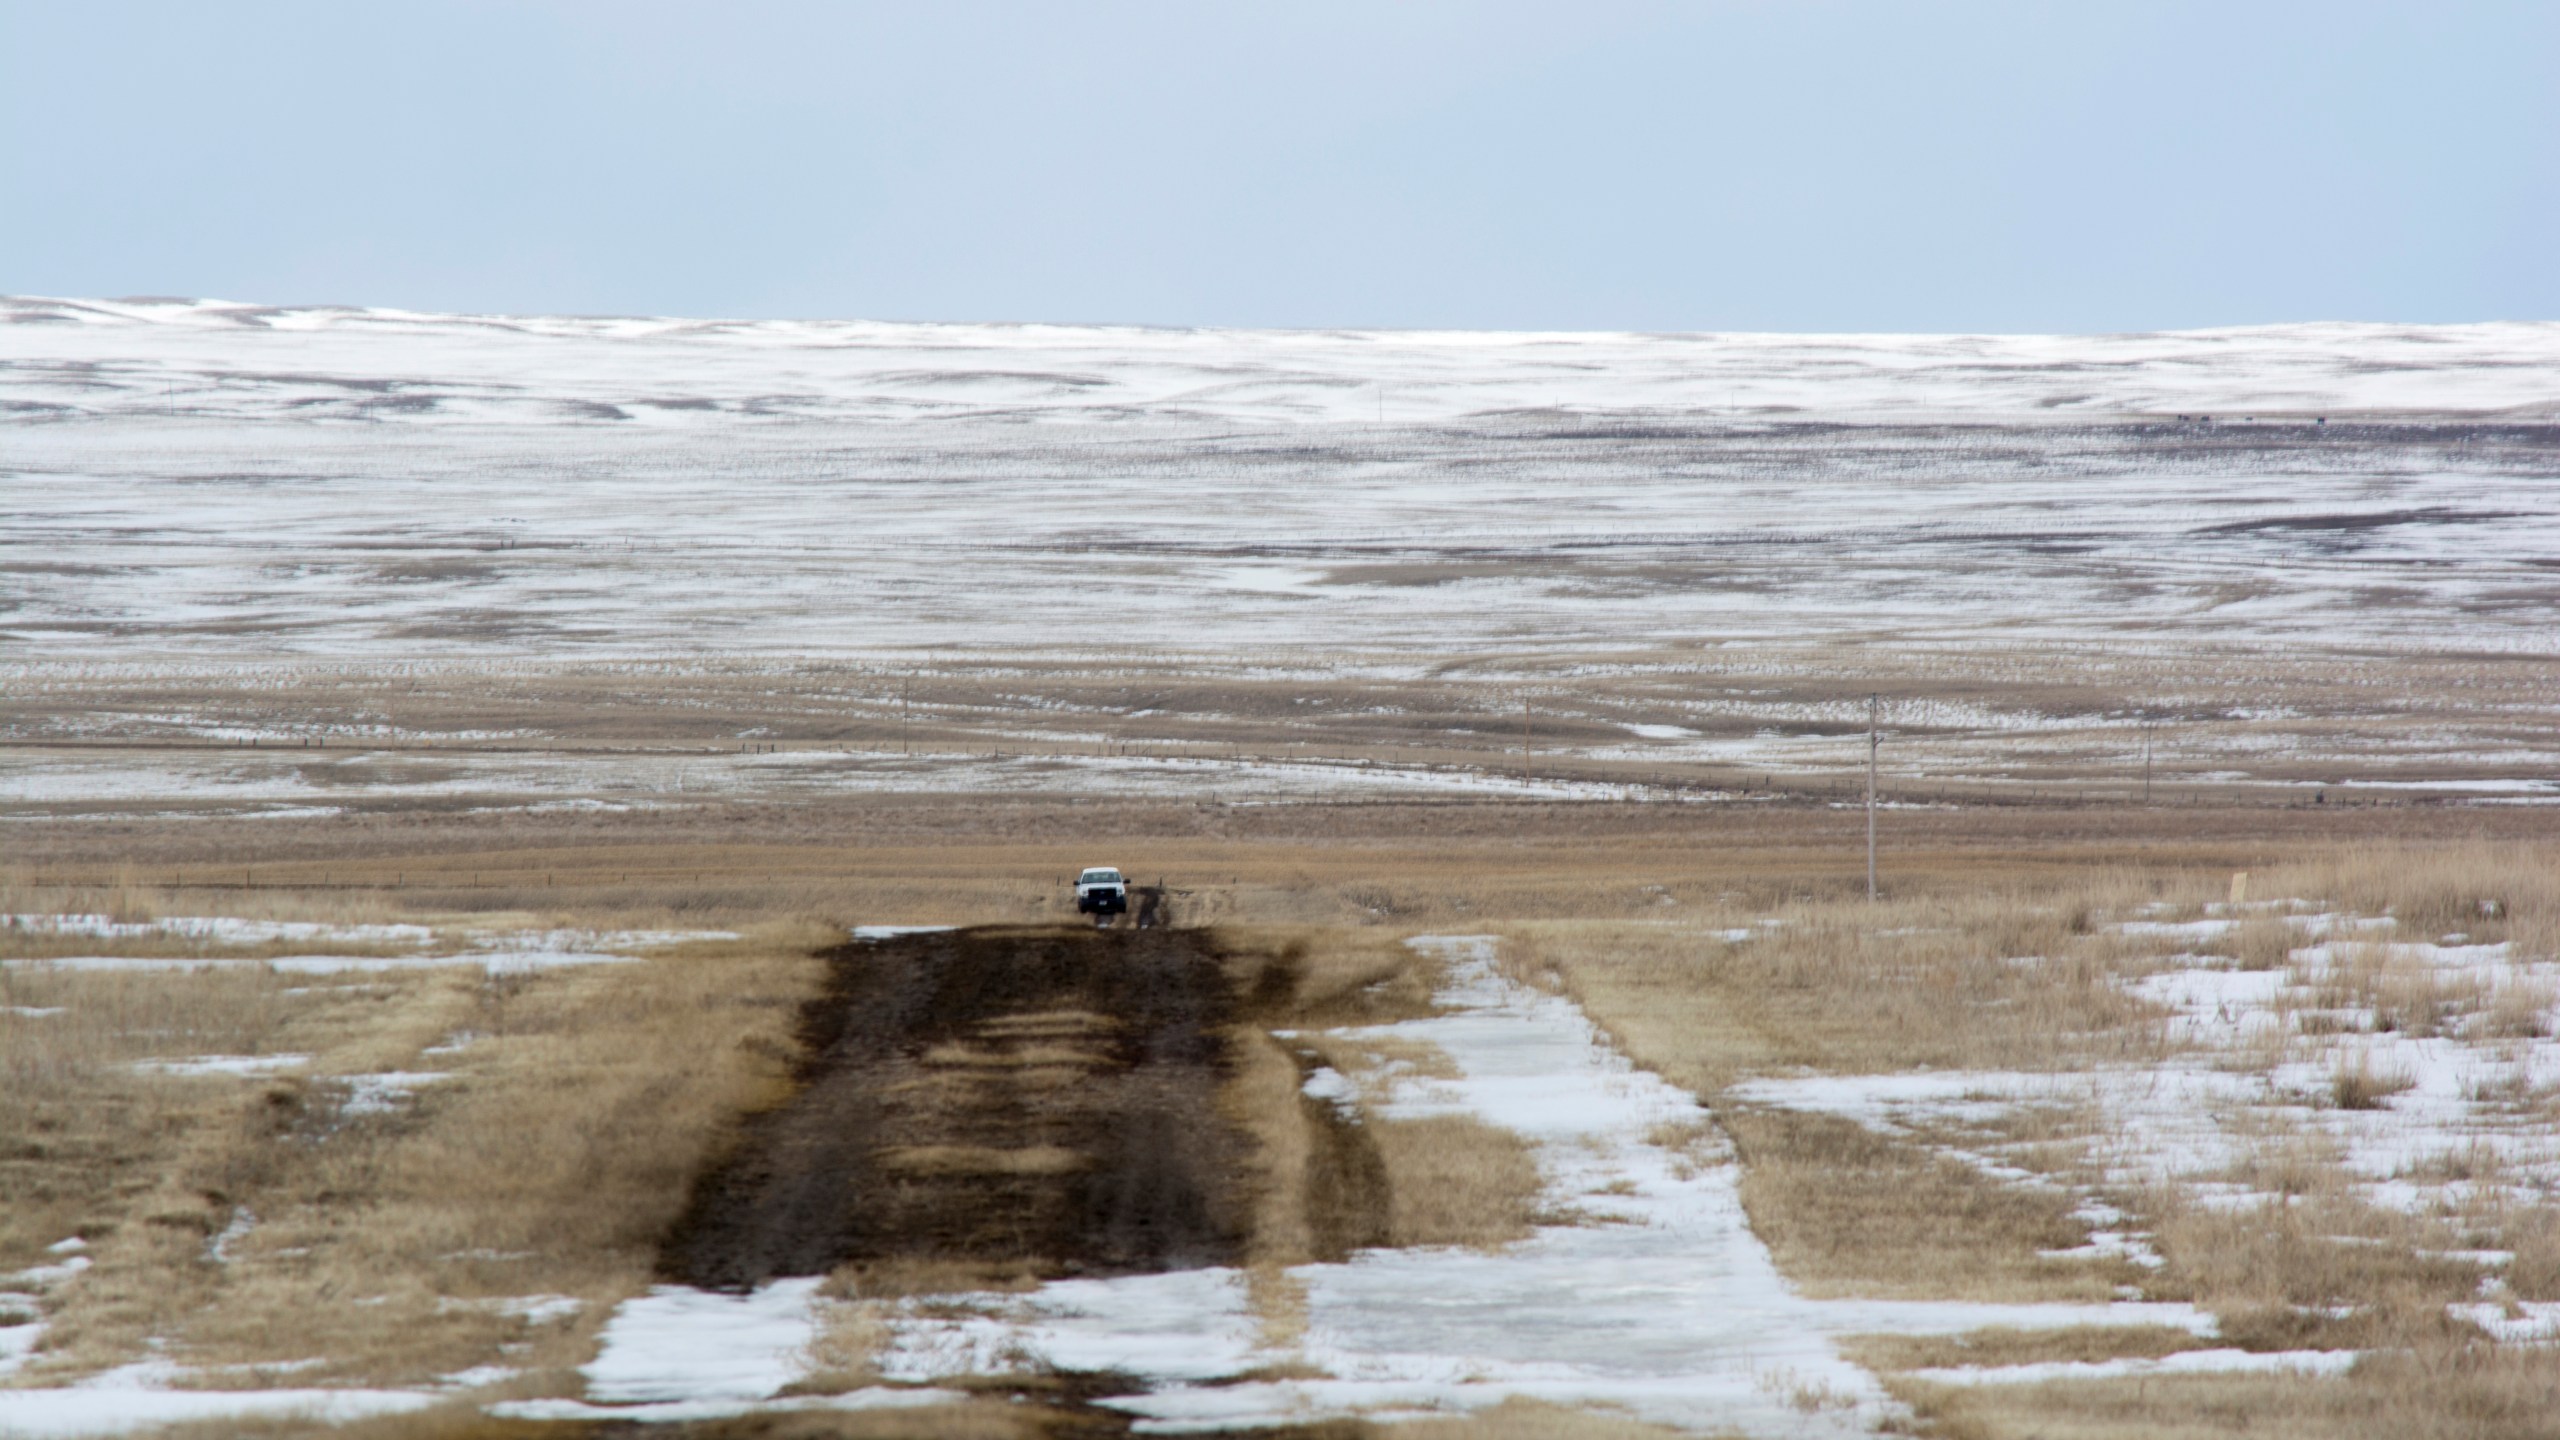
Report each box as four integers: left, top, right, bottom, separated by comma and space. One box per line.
1075, 866, 1130, 923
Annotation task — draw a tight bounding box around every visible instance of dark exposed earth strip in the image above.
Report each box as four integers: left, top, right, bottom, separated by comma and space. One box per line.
661, 926, 1264, 1291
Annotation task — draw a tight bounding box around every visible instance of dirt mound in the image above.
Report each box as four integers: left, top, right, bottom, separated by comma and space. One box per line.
662, 926, 1258, 1290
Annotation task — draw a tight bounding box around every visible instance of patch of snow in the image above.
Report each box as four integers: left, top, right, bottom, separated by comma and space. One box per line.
9, 1250, 89, 1281
851, 925, 957, 941
1299, 1066, 1360, 1108
489, 1390, 969, 1424
0, 1323, 42, 1380
439, 1295, 582, 1326
2450, 1301, 2560, 1343
1905, 1347, 2359, 1386
1734, 918, 2560, 1313
334, 1072, 451, 1117
881, 1269, 1267, 1386
207, 1209, 255, 1264
133, 1054, 309, 1078
583, 1279, 827, 1405
0, 914, 437, 948
0, 1353, 432, 1437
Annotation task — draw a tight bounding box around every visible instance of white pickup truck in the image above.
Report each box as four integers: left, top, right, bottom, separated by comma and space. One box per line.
1075, 866, 1130, 925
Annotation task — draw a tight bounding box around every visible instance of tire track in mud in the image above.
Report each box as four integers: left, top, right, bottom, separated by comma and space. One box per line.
662, 926, 1285, 1291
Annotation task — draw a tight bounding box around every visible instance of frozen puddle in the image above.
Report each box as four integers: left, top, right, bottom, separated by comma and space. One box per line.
553, 937, 2220, 1432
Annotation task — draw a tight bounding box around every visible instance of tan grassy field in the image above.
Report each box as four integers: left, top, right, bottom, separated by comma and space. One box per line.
4, 797, 2558, 1437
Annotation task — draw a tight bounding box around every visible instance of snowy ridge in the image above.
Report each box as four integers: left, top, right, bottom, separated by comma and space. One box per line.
8, 296, 2560, 424
8, 295, 2559, 667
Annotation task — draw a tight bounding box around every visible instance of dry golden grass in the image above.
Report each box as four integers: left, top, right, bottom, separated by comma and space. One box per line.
165, 1396, 1042, 1440
1843, 1324, 2207, 1373
7, 829, 2557, 1436
1719, 1107, 2116, 1303
879, 1144, 1092, 1177
2219, 915, 2303, 971
2329, 1052, 2418, 1110
2149, 1186, 2490, 1349
1387, 1396, 1713, 1439
2262, 841, 2560, 956
1283, 1026, 1543, 1251
3, 920, 828, 1394
1370, 1115, 1542, 1250
1509, 888, 2179, 1096
1893, 1347, 2560, 1440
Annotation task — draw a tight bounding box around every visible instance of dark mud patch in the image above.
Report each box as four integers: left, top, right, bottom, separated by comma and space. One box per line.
662, 926, 1267, 1290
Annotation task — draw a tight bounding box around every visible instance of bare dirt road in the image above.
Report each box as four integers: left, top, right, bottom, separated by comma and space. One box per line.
662, 927, 1263, 1292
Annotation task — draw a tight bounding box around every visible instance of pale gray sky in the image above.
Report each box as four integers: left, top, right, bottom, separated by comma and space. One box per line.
3, 1, 2553, 330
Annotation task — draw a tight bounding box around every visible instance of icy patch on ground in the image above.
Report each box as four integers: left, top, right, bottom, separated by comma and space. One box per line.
873, 937, 2217, 1435
850, 924, 957, 941
2, 920, 736, 975
133, 1053, 309, 1078
0, 1386, 434, 1438
334, 1071, 452, 1117
2447, 1300, 2560, 1343
491, 1390, 970, 1424
0, 914, 436, 947
0, 1240, 87, 1382
0, 1313, 435, 1437
1906, 1347, 2359, 1387
499, 1279, 966, 1426
584, 1280, 828, 1404
437, 1294, 582, 1325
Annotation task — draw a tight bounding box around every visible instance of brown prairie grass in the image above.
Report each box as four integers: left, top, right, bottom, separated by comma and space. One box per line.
4, 920, 830, 1392
1893, 1345, 2560, 1440
2330, 1053, 2417, 1110
1720, 1107, 2116, 1302
2307, 943, 2483, 1038
1388, 1396, 1710, 1440
1217, 936, 1541, 1263
1371, 1115, 1542, 1250
152, 1397, 1041, 1440
2149, 1180, 2490, 1349
2220, 915, 2302, 971
2260, 840, 2560, 958
880, 1144, 1093, 1177
1844, 1323, 2208, 1373
1509, 892, 2176, 1096
7, 835, 2557, 1435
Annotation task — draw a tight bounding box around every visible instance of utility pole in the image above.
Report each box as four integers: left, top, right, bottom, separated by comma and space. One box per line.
1866, 693, 1879, 901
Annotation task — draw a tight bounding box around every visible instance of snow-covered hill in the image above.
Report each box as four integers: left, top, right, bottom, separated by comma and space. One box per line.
7, 296, 2559, 426
4, 296, 2558, 667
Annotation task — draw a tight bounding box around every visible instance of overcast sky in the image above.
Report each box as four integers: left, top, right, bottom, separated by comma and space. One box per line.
4, 1, 2553, 331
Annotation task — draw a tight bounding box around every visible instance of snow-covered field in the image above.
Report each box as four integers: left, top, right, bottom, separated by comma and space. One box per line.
5, 298, 2558, 665
8, 298, 2559, 815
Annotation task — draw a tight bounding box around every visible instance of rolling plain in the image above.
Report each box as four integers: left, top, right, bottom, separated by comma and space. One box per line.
5, 298, 2560, 1438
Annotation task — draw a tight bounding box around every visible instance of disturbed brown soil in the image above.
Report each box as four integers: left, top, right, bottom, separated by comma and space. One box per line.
661, 926, 1263, 1290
